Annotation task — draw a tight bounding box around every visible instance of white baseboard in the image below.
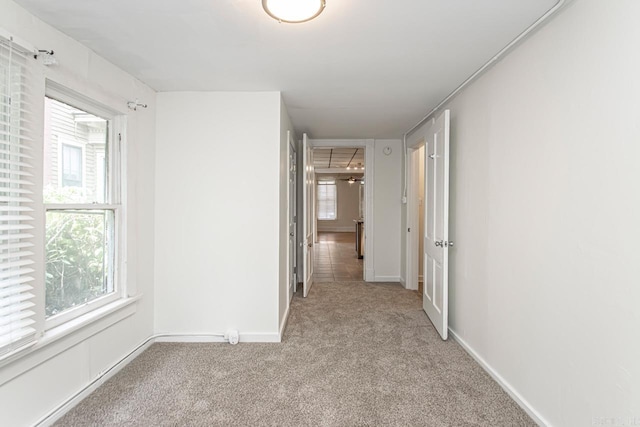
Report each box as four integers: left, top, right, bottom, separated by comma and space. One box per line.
365, 269, 375, 282
448, 328, 550, 427
399, 276, 406, 288
240, 333, 281, 343
155, 333, 281, 344
374, 276, 401, 283
37, 338, 154, 426
279, 305, 290, 342
155, 335, 226, 343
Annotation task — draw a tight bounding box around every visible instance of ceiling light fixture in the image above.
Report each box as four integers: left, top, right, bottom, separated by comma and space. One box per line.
262, 0, 326, 24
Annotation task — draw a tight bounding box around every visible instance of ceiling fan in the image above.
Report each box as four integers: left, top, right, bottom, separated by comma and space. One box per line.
340, 176, 364, 184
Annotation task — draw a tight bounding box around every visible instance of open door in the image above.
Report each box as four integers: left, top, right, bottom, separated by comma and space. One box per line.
302, 134, 315, 297
423, 110, 451, 340
288, 132, 297, 298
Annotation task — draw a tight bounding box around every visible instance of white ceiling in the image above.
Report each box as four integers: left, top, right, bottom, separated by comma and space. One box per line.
15, 0, 558, 138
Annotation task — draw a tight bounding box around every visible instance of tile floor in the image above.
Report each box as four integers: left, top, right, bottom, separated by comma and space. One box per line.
314, 232, 364, 282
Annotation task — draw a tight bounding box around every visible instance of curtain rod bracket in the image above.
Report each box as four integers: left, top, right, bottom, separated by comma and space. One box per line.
127, 100, 148, 111
35, 49, 57, 66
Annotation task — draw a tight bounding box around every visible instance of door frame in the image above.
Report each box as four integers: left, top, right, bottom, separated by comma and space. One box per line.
405, 141, 425, 291
309, 138, 375, 282
405, 119, 434, 290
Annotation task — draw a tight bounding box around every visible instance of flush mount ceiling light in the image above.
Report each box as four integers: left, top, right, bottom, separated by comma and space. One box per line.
262, 0, 326, 23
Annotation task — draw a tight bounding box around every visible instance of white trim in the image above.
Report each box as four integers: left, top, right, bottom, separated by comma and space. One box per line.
364, 140, 374, 281
0, 296, 140, 379
279, 304, 290, 342
155, 333, 281, 344
399, 276, 406, 288
374, 276, 401, 283
154, 335, 226, 343
36, 339, 154, 427
449, 328, 550, 427
0, 28, 36, 55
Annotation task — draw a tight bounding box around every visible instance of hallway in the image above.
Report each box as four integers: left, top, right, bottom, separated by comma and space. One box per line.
315, 232, 364, 282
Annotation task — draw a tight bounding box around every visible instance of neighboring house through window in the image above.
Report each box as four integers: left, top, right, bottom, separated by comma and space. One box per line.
61, 143, 82, 187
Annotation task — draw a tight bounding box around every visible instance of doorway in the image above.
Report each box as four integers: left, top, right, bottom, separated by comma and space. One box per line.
297, 138, 375, 291
314, 147, 366, 282
406, 142, 426, 293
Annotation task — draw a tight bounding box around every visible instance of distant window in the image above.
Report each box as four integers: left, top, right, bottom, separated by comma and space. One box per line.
317, 180, 337, 220
61, 143, 83, 187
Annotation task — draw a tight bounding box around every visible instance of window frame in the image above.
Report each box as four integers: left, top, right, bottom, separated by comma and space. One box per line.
317, 179, 337, 221
43, 84, 126, 330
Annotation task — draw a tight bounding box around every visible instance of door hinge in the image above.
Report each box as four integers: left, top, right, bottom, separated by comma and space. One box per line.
408, 227, 411, 232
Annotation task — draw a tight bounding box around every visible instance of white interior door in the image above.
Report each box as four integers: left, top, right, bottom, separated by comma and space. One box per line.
288, 132, 297, 298
423, 110, 451, 340
302, 134, 315, 297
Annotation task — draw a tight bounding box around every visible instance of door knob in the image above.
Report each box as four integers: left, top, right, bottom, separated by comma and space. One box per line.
435, 241, 443, 247
445, 241, 454, 248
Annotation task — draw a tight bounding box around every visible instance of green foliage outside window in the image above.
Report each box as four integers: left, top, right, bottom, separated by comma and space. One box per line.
44, 186, 111, 317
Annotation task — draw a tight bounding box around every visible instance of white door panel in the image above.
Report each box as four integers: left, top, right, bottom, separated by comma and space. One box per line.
423, 110, 450, 340
289, 132, 297, 298
302, 134, 315, 297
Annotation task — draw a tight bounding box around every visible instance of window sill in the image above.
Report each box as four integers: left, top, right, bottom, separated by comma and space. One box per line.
0, 294, 142, 385
43, 294, 142, 345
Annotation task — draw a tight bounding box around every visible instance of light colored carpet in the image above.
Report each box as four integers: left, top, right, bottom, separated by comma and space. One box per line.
56, 282, 535, 426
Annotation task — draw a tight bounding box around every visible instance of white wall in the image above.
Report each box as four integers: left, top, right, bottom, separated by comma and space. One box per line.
317, 173, 363, 232
154, 91, 282, 340
0, 0, 156, 425
408, 1, 640, 425
373, 139, 402, 281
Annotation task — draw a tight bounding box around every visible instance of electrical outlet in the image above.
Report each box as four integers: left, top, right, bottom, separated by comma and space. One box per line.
226, 330, 239, 345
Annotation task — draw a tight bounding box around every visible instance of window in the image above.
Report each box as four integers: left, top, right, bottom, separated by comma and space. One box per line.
60, 143, 83, 187
43, 92, 122, 327
0, 34, 127, 361
317, 180, 337, 220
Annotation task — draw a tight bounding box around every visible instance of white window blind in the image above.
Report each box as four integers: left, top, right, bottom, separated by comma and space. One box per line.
317, 180, 337, 220
0, 37, 37, 357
